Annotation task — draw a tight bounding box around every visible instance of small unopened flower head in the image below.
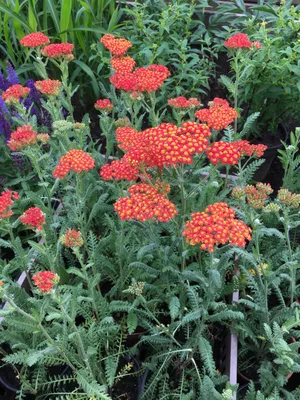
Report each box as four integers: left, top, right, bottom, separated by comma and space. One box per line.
231, 187, 244, 201
277, 188, 300, 208
263, 203, 281, 213
127, 281, 145, 296
60, 229, 84, 248
115, 117, 131, 128
52, 120, 74, 133
73, 122, 85, 131
37, 133, 50, 144
222, 388, 235, 400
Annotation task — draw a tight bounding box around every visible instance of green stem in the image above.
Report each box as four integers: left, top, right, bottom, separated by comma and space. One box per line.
283, 211, 294, 305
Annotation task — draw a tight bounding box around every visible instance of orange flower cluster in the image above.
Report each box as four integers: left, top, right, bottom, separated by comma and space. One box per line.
7, 125, 37, 151
244, 183, 273, 209
101, 34, 132, 56
94, 99, 114, 111
183, 202, 252, 252
34, 79, 61, 96
277, 189, 300, 208
53, 149, 95, 179
110, 65, 170, 93
100, 159, 139, 181
0, 190, 19, 219
206, 141, 240, 166
42, 43, 74, 59
2, 84, 30, 105
234, 140, 267, 158
114, 183, 177, 222
20, 207, 45, 230
110, 55, 136, 74
32, 271, 59, 293
195, 98, 238, 130
60, 229, 84, 248
168, 96, 201, 109
119, 122, 210, 168
224, 33, 252, 49
20, 32, 50, 47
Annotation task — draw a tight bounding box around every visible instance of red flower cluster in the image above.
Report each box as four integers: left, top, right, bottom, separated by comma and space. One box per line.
53, 149, 95, 179
168, 96, 201, 109
61, 229, 84, 248
120, 122, 211, 168
114, 183, 177, 222
94, 99, 114, 111
183, 202, 252, 252
252, 41, 262, 49
20, 207, 45, 230
34, 79, 61, 96
2, 84, 30, 104
206, 141, 240, 166
32, 271, 59, 293
7, 125, 37, 151
234, 140, 267, 158
195, 98, 238, 130
20, 32, 50, 47
244, 183, 273, 209
224, 33, 252, 49
110, 64, 170, 93
0, 190, 19, 219
42, 43, 74, 59
101, 34, 132, 55
100, 159, 139, 181
110, 55, 136, 74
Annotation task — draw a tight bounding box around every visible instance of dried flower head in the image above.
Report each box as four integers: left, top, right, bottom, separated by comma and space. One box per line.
60, 229, 84, 248
53, 149, 95, 179
2, 84, 30, 104
34, 79, 61, 96
32, 271, 59, 293
20, 32, 50, 48
20, 207, 45, 230
7, 125, 37, 151
0, 190, 19, 219
183, 202, 252, 252
94, 99, 114, 111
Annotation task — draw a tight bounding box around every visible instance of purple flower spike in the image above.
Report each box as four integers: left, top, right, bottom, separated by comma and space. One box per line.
6, 62, 19, 85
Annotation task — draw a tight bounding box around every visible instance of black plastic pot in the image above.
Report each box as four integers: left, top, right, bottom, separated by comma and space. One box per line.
253, 124, 288, 182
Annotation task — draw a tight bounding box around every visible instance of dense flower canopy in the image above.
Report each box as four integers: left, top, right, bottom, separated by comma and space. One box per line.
20, 32, 50, 47
183, 202, 252, 252
7, 125, 37, 151
20, 207, 45, 230
114, 183, 177, 222
0, 190, 19, 219
53, 149, 95, 179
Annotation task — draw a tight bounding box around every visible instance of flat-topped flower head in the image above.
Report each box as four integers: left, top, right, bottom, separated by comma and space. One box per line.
7, 125, 37, 151
234, 140, 267, 158
60, 229, 84, 248
195, 98, 238, 130
0, 190, 19, 220
94, 99, 114, 111
20, 207, 45, 230
34, 79, 61, 96
183, 202, 252, 252
41, 43, 74, 60
32, 271, 59, 293
100, 34, 132, 55
2, 84, 30, 104
20, 32, 50, 48
114, 182, 177, 222
100, 159, 139, 181
110, 56, 136, 74
53, 149, 95, 179
224, 33, 252, 49
206, 141, 240, 166
168, 96, 201, 109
